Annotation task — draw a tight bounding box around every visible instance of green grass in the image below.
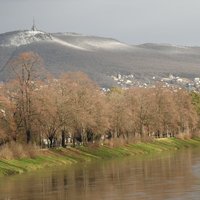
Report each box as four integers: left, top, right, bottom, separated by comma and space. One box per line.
1, 137, 200, 177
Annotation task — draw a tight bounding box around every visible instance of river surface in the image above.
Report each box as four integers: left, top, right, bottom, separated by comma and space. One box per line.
1, 148, 200, 200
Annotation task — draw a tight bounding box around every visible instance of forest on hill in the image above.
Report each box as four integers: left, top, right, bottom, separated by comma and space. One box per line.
0, 52, 200, 155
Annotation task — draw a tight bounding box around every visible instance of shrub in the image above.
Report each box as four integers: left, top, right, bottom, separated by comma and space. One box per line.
176, 133, 192, 140
0, 144, 14, 159
0, 142, 40, 159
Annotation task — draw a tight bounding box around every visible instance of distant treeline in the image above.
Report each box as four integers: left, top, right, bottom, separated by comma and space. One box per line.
0, 52, 200, 148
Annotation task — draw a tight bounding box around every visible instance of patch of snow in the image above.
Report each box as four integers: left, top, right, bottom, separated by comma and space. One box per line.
52, 37, 87, 51
84, 40, 130, 49
26, 30, 44, 35
55, 32, 84, 36
163, 43, 189, 49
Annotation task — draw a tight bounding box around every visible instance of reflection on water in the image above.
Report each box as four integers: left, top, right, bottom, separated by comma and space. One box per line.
1, 148, 200, 200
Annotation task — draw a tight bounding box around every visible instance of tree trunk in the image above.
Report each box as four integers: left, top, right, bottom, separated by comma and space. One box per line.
81, 128, 87, 145
140, 123, 144, 137
49, 136, 53, 148
72, 136, 76, 147
61, 130, 66, 147
26, 129, 31, 144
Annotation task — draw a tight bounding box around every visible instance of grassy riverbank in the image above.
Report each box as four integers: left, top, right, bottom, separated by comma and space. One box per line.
1, 137, 200, 177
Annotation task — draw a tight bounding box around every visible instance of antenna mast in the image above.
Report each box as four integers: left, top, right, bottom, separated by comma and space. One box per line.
31, 17, 37, 31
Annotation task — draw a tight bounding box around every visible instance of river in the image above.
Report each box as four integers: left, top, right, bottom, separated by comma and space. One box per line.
1, 148, 200, 200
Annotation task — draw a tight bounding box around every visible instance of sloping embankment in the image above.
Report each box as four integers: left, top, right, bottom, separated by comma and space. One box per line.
1, 138, 200, 176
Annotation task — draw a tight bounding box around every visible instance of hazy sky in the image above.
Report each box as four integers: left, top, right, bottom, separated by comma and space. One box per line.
1, 0, 200, 45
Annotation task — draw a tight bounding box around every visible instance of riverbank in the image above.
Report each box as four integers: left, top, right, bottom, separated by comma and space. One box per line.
1, 137, 200, 177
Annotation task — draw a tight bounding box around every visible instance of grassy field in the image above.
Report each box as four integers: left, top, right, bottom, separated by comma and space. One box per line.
1, 137, 200, 177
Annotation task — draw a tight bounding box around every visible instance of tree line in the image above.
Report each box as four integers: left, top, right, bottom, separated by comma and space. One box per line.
0, 52, 199, 147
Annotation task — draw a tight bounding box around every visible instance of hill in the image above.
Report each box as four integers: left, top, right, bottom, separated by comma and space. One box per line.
1, 29, 200, 87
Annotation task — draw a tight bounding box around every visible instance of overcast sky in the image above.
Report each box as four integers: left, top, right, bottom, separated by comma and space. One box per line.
1, 0, 200, 45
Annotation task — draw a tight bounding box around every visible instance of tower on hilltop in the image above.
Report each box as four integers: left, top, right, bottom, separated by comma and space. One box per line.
31, 17, 37, 31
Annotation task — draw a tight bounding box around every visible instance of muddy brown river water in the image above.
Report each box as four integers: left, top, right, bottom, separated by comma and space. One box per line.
1, 148, 200, 200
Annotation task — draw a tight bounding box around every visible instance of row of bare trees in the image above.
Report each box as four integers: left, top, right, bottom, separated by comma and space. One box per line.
0, 52, 199, 147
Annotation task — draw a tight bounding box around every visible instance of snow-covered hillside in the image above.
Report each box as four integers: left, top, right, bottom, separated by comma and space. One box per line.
0, 30, 53, 47
53, 33, 132, 51
0, 30, 133, 51
1, 29, 200, 88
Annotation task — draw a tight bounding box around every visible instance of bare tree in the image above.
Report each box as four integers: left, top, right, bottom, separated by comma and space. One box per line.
175, 90, 198, 135
7, 52, 44, 143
